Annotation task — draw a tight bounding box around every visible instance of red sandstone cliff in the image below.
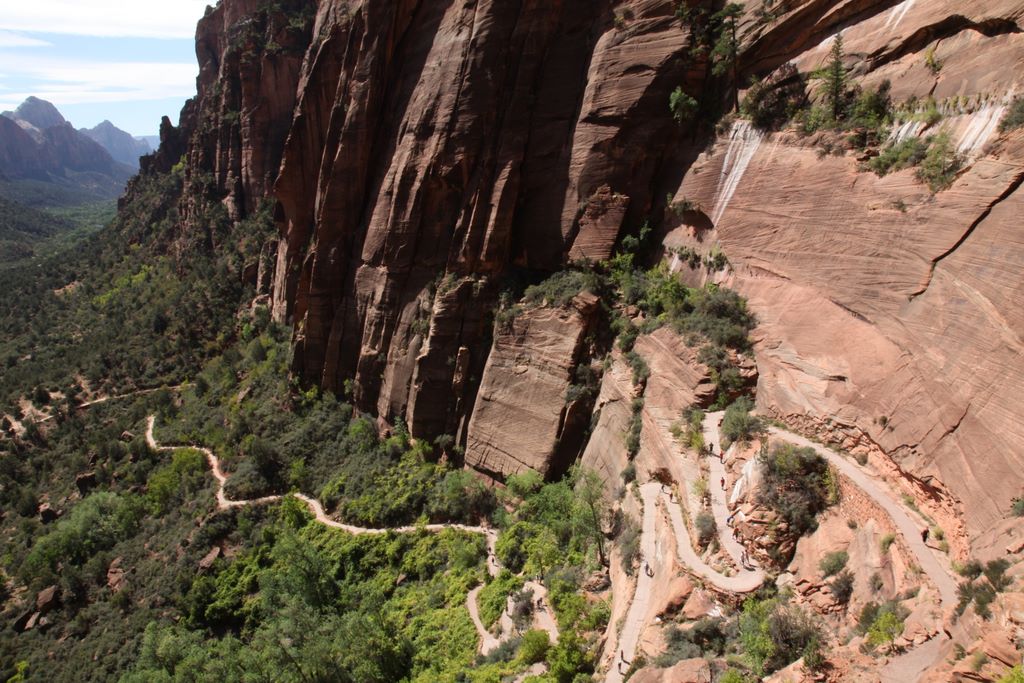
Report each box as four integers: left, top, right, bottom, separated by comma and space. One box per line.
162, 0, 1024, 560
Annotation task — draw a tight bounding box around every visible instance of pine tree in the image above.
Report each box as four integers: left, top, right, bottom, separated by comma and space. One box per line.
825, 33, 847, 121
711, 3, 745, 111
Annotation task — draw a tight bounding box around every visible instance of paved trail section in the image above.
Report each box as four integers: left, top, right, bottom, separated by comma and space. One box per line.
762, 425, 958, 682
607, 413, 959, 682
146, 415, 558, 654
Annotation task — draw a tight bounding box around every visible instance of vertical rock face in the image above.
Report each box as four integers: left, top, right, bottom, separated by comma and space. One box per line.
165, 0, 1024, 552
267, 0, 695, 439
465, 293, 600, 480
182, 0, 314, 230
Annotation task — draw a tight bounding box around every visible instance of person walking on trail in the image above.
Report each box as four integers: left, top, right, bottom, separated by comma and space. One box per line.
921, 528, 929, 544
720, 476, 726, 491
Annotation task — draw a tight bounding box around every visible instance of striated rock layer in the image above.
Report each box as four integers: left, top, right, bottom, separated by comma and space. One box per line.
159, 0, 1024, 554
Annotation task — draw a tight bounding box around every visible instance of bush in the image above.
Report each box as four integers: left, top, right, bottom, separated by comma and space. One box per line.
999, 98, 1024, 132
758, 444, 831, 560
741, 64, 807, 131
984, 558, 1013, 592
524, 270, 601, 308
518, 629, 550, 664
819, 550, 848, 577
1000, 665, 1024, 683
869, 137, 928, 176
478, 570, 523, 628
19, 492, 142, 586
721, 397, 763, 447
957, 559, 983, 579
1012, 497, 1024, 517
695, 511, 717, 548
740, 598, 821, 676
626, 398, 644, 458
617, 514, 641, 575
509, 588, 535, 630
866, 610, 904, 653
426, 469, 496, 522
670, 87, 699, 124
916, 132, 962, 192
830, 570, 854, 604
624, 350, 650, 386
880, 534, 896, 553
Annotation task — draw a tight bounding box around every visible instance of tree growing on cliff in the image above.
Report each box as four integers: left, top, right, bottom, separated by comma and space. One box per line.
825, 34, 847, 121
670, 86, 699, 123
711, 3, 745, 110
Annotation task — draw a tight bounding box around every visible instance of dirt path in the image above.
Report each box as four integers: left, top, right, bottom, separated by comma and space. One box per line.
37, 385, 185, 424
146, 415, 557, 655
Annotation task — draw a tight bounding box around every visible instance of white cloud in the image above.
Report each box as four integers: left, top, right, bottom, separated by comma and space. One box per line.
0, 1, 213, 39
0, 55, 198, 109
0, 30, 50, 47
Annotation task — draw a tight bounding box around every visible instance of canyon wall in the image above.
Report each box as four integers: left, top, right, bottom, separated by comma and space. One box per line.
164, 0, 1024, 552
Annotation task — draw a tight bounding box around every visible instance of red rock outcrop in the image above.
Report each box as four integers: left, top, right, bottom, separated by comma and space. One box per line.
465, 294, 599, 479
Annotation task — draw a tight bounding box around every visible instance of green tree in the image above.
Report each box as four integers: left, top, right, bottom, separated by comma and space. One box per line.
739, 598, 776, 676
573, 467, 610, 566
670, 86, 699, 124
867, 611, 904, 653
825, 34, 847, 121
711, 3, 745, 110
518, 629, 551, 665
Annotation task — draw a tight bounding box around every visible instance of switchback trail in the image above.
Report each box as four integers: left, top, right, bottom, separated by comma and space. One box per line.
145, 415, 559, 654
763, 424, 958, 682
609, 413, 958, 681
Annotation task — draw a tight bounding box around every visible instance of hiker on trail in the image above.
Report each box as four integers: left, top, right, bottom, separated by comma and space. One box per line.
922, 528, 929, 544
726, 513, 735, 527
720, 477, 726, 490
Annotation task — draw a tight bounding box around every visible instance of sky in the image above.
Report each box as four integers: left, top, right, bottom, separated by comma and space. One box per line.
0, 1, 210, 137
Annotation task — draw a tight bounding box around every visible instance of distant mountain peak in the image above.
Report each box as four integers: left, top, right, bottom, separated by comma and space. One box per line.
11, 96, 66, 130
81, 120, 151, 168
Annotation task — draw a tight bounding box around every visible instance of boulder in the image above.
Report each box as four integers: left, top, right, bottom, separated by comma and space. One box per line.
38, 502, 58, 524
107, 558, 126, 593
36, 585, 59, 614
198, 547, 222, 572
75, 471, 97, 495
681, 589, 717, 620
630, 658, 711, 683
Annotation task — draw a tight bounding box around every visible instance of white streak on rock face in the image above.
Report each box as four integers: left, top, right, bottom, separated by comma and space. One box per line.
889, 120, 925, 144
729, 457, 759, 507
885, 0, 916, 31
711, 121, 763, 226
956, 105, 1007, 156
